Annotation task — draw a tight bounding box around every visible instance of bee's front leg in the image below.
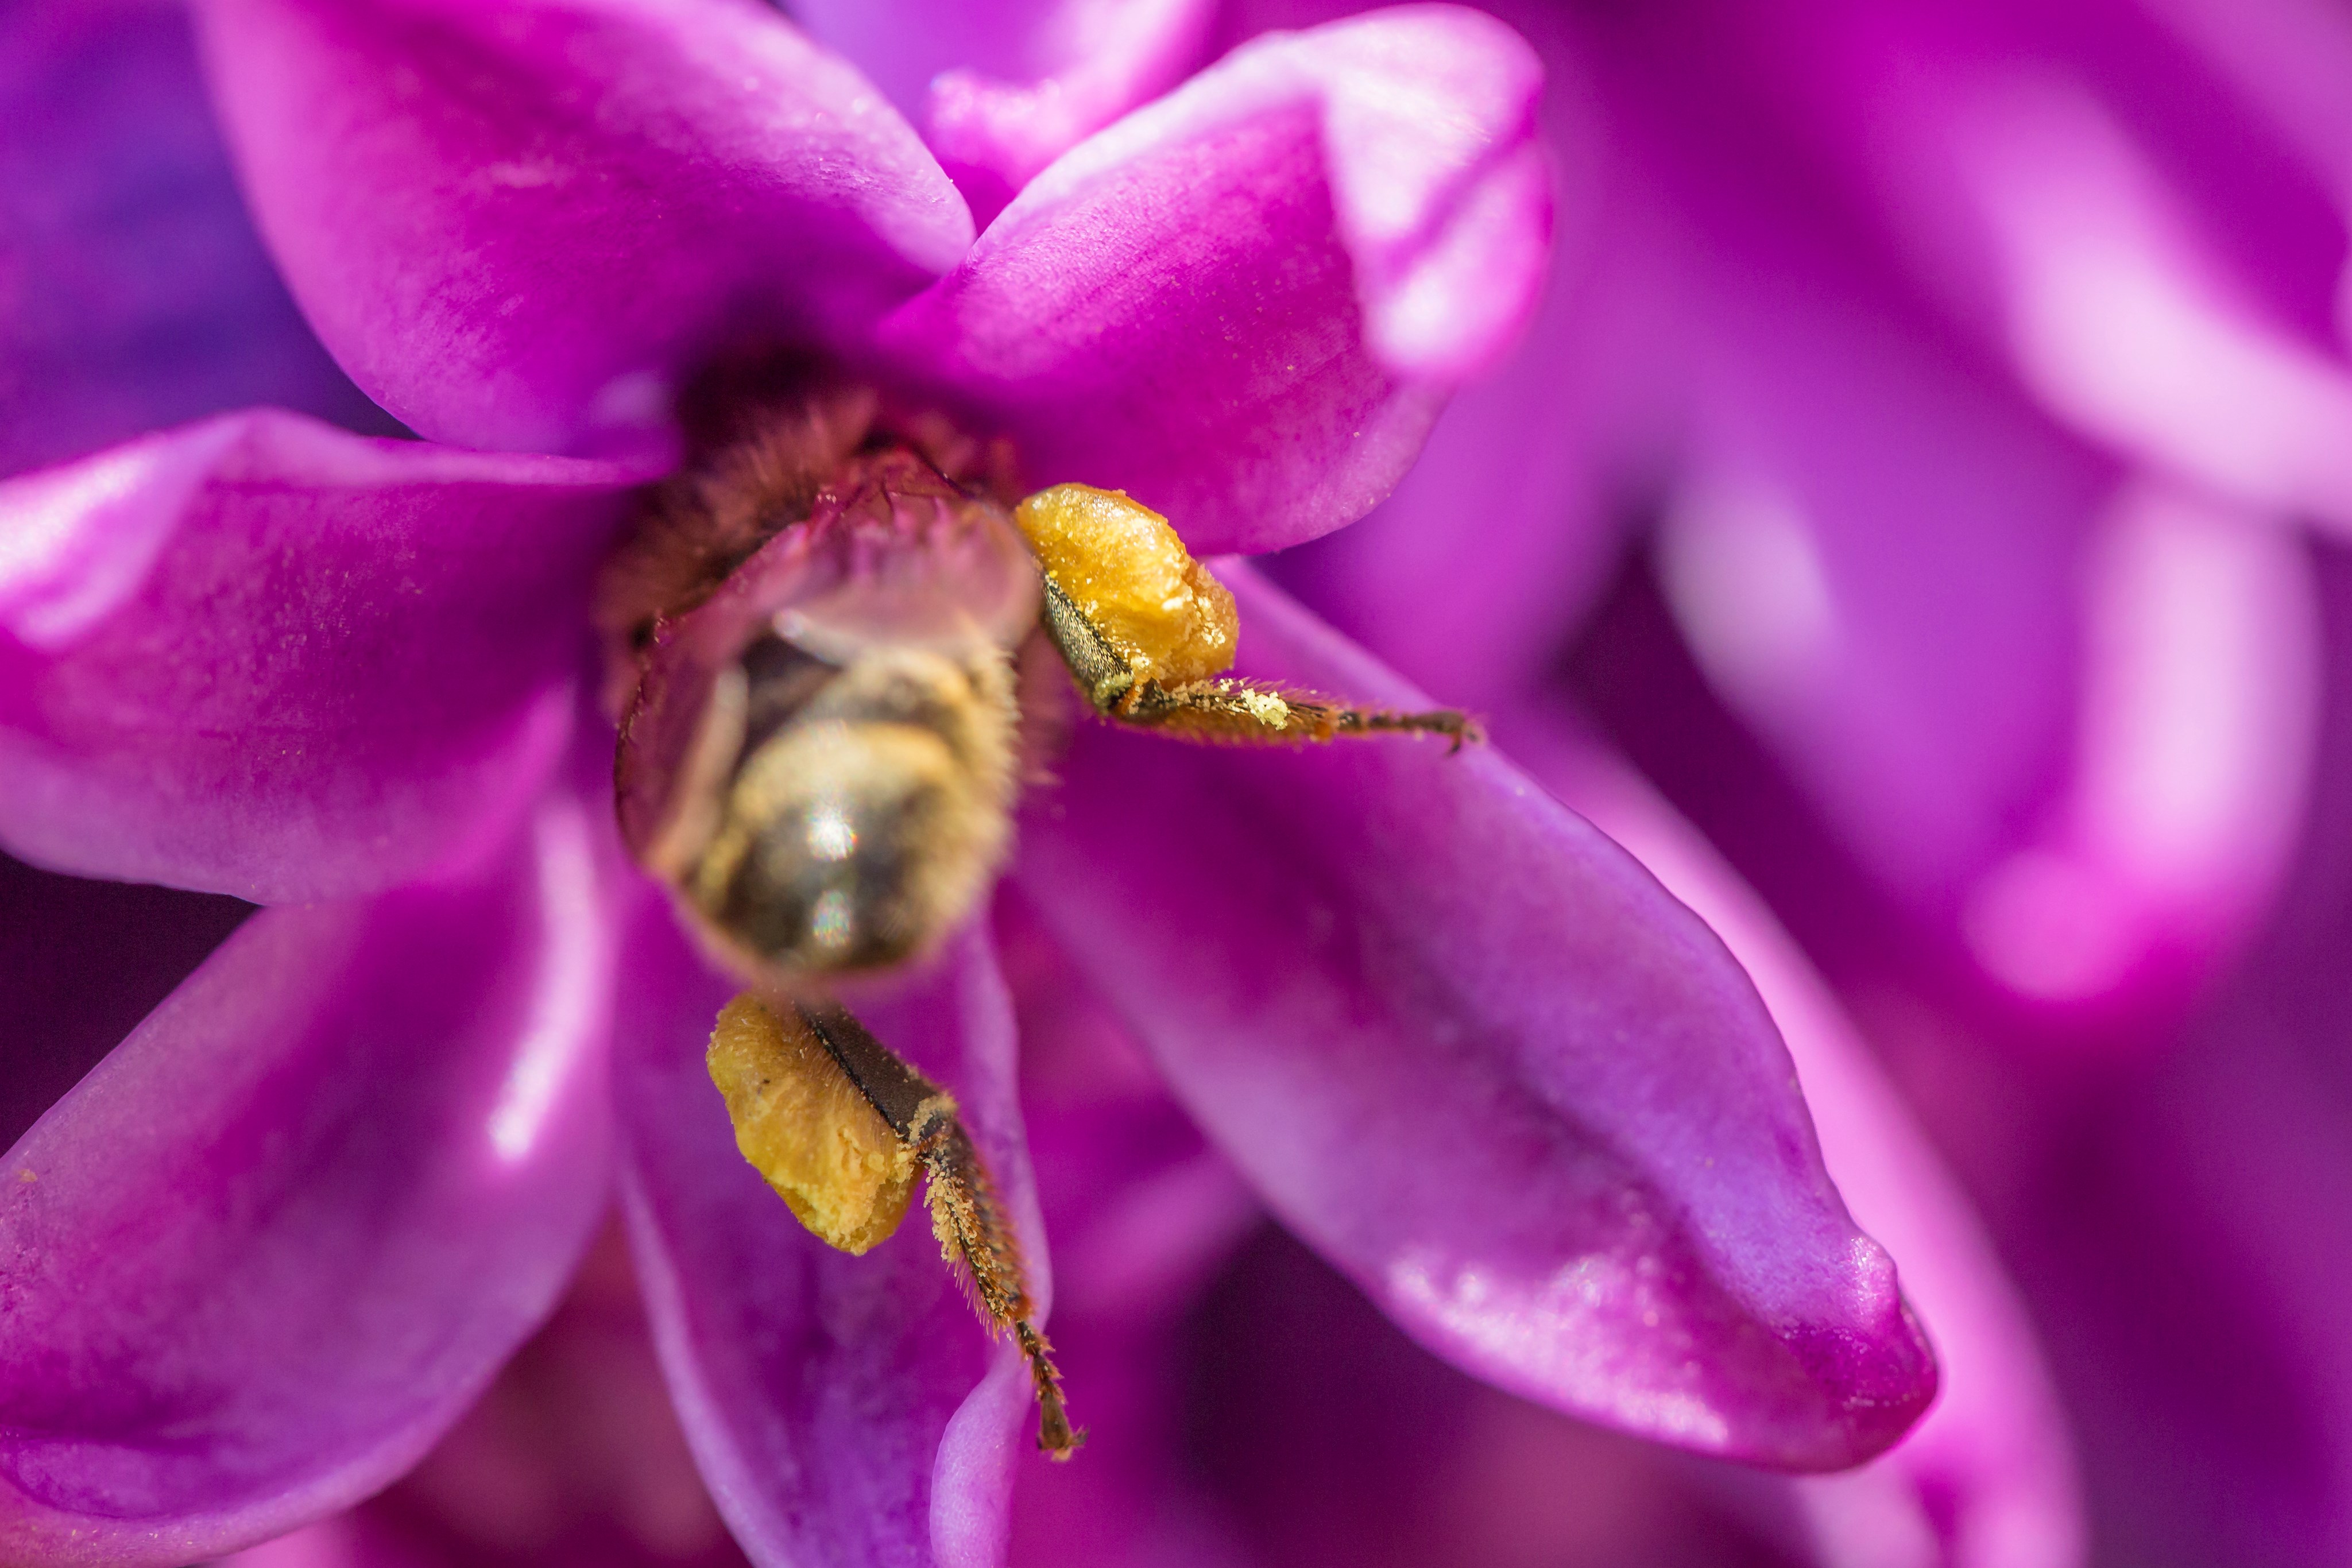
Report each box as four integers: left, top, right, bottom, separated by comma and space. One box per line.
1038, 564, 1476, 748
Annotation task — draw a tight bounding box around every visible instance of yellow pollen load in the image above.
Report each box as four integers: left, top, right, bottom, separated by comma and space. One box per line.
706, 993, 916, 1254
1012, 483, 1238, 686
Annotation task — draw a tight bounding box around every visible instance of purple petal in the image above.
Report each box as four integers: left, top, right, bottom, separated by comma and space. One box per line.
1624, 122, 2324, 1008
1650, 187, 2100, 928
1912, 59, 2352, 536
0, 0, 392, 480
1178, 1219, 1803, 1568
924, 0, 1220, 225
0, 411, 648, 904
0, 788, 619, 1567
1508, 718, 2083, 1568
1010, 567, 1936, 1469
1276, 113, 1685, 703
1661, 283, 2322, 1006
877, 6, 1552, 555
1732, 0, 2352, 533
794, 0, 1218, 225
995, 889, 1258, 1329
616, 900, 1049, 1568
194, 0, 973, 459
218, 1226, 755, 1568
790, 0, 1206, 134
1950, 481, 2321, 1006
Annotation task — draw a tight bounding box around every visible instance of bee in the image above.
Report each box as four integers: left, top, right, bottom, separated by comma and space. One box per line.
601, 365, 1471, 1459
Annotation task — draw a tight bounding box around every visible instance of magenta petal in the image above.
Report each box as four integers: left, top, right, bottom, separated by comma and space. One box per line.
1663, 242, 2323, 1005
996, 891, 1259, 1568
1511, 719, 2083, 1568
877, 6, 1552, 555
0, 411, 647, 904
0, 789, 618, 1567
1281, 147, 1685, 703
795, 0, 1217, 223
924, 0, 1220, 223
1763, 1, 2352, 532
195, 0, 973, 459
792, 0, 1208, 134
616, 900, 1047, 1568
1010, 567, 1936, 1469
0, 0, 390, 479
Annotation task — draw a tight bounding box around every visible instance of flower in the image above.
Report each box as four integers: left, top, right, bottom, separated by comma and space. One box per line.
1216, 0, 2352, 1562
0, 0, 1947, 1564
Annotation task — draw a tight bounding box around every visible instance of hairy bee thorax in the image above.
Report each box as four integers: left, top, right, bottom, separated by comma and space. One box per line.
605, 381, 1036, 988
599, 367, 1471, 1461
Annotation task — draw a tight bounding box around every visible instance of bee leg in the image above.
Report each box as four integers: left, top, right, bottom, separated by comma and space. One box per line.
901, 1094, 1081, 1457
1123, 678, 1480, 749
712, 993, 1083, 1458
1039, 578, 1477, 749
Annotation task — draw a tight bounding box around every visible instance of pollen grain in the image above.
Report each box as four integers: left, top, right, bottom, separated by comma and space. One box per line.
1013, 483, 1237, 687
706, 993, 916, 1253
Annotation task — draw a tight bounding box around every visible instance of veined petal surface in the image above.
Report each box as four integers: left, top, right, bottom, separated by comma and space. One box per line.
878, 5, 1552, 555
0, 410, 647, 904
195, 0, 974, 458
618, 904, 1049, 1568
1012, 568, 1936, 1469
0, 791, 619, 1567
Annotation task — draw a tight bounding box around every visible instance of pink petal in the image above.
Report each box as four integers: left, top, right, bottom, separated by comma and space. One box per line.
0, 788, 619, 1567
616, 901, 1049, 1568
1011, 567, 1937, 1469
194, 0, 973, 459
0, 0, 392, 478
0, 411, 648, 904
877, 5, 1553, 555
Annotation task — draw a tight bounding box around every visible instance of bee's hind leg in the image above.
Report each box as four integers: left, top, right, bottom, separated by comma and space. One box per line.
1040, 577, 1475, 749
704, 993, 1083, 1458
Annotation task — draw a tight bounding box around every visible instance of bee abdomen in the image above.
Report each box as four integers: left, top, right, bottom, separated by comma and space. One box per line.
688, 644, 1016, 980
